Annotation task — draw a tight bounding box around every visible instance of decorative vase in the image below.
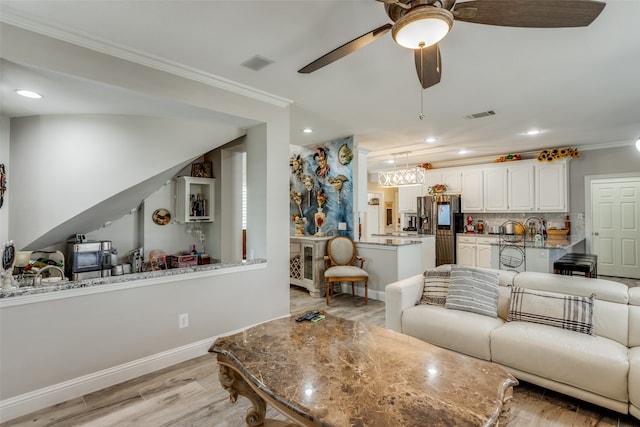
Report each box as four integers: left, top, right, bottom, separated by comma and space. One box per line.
314, 209, 326, 237
295, 223, 305, 236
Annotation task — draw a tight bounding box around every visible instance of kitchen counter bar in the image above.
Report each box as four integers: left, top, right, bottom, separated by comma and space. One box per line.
458, 233, 585, 249
0, 259, 265, 304
357, 237, 423, 246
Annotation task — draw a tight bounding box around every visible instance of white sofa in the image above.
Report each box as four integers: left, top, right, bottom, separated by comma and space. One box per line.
385, 266, 640, 419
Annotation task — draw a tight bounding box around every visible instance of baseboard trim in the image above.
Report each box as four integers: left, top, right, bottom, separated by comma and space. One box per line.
0, 337, 214, 423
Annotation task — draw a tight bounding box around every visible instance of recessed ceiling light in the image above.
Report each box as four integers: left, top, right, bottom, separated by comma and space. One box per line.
303, 128, 313, 134
16, 89, 43, 99
525, 129, 541, 136
458, 149, 469, 155
386, 159, 395, 164
424, 137, 437, 143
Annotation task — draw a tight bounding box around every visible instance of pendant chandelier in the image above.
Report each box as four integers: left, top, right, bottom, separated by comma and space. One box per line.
377, 152, 426, 188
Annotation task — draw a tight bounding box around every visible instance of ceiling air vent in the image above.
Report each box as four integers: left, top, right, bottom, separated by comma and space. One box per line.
241, 55, 274, 71
465, 110, 496, 120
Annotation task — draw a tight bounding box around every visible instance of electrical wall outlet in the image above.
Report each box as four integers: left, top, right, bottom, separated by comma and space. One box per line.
338, 222, 347, 230
178, 313, 189, 328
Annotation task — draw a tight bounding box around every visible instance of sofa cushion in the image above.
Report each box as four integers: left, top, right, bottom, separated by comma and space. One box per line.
629, 347, 640, 410
418, 267, 451, 306
629, 287, 640, 348
508, 287, 594, 335
445, 265, 499, 318
402, 304, 504, 361
491, 321, 629, 402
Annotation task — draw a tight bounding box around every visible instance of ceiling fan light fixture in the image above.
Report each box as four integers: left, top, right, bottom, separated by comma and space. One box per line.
392, 7, 453, 49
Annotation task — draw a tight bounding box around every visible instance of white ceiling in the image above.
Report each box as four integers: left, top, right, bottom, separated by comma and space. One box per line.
1, 0, 639, 172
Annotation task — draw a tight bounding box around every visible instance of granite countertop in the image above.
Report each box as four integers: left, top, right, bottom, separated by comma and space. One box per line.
0, 258, 265, 299
356, 237, 422, 246
490, 235, 585, 249
372, 233, 435, 239
210, 313, 517, 426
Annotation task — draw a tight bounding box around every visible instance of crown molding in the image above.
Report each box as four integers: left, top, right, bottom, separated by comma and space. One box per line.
0, 8, 293, 109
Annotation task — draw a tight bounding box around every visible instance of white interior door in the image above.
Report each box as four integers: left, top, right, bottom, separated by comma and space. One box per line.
590, 176, 640, 278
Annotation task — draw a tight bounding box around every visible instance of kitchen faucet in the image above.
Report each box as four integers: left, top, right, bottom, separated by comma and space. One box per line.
33, 265, 65, 286
524, 216, 546, 238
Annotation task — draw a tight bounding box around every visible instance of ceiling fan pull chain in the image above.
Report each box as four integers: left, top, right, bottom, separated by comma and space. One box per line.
419, 43, 425, 120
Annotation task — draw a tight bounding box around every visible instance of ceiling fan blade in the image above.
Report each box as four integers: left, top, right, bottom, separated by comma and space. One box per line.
453, 0, 605, 28
414, 44, 442, 89
298, 24, 392, 74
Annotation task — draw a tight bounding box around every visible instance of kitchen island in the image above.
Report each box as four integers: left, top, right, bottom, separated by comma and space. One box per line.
354, 237, 423, 302
490, 235, 586, 273
373, 233, 435, 272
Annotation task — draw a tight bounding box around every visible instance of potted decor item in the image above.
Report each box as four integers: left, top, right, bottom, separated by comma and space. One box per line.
314, 190, 328, 236
428, 183, 447, 195
292, 215, 307, 236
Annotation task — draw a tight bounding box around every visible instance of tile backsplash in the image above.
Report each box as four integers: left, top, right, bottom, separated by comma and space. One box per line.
466, 212, 584, 237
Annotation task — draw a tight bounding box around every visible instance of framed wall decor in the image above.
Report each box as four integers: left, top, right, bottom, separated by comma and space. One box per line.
191, 161, 212, 178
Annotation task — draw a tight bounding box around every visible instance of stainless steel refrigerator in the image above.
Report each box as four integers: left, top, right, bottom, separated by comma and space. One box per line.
418, 195, 462, 266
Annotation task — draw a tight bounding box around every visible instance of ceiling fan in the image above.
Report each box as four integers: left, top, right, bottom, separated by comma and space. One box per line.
298, 0, 606, 89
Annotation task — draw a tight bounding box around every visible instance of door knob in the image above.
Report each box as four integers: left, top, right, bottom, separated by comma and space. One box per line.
594, 232, 599, 236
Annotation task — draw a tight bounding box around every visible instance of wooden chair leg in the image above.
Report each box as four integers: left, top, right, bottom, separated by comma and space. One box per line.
365, 280, 368, 305
326, 281, 331, 306
351, 282, 355, 298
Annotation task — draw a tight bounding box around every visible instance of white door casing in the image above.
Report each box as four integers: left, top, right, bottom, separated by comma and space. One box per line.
587, 175, 640, 279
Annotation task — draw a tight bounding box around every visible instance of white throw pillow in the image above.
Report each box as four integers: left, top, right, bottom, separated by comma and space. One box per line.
445, 265, 499, 317
418, 266, 451, 306
507, 287, 594, 335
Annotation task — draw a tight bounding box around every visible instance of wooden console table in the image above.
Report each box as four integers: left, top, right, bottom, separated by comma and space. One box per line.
289, 236, 331, 297
210, 313, 518, 426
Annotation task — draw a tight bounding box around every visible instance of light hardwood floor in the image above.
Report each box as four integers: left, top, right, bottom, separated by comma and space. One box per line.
3, 283, 639, 427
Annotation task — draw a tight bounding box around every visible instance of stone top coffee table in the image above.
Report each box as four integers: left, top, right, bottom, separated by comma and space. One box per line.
209, 312, 518, 426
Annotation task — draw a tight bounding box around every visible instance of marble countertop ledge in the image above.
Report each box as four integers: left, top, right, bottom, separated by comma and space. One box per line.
0, 259, 266, 300
490, 235, 585, 249
356, 237, 423, 246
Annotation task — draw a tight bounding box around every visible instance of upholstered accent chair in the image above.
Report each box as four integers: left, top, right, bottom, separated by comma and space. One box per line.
324, 236, 368, 306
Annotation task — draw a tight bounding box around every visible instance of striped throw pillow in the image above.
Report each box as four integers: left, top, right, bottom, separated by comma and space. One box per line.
507, 287, 594, 335
444, 265, 500, 317
418, 267, 451, 306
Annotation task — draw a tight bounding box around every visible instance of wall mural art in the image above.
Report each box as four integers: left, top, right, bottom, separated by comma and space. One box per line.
290, 136, 354, 239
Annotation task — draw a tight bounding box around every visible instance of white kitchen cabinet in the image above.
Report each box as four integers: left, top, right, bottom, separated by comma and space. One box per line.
508, 164, 535, 211
426, 170, 462, 194
483, 167, 508, 211
457, 241, 476, 266
457, 235, 497, 268
398, 185, 422, 211
535, 161, 568, 212
175, 176, 215, 223
461, 169, 484, 212
476, 240, 496, 268
456, 235, 477, 266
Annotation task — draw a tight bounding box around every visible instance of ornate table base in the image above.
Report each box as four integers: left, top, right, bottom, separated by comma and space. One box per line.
217, 357, 302, 427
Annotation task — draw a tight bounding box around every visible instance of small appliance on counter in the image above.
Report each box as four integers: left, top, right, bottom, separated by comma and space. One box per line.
402, 212, 418, 232
464, 216, 475, 233
65, 235, 113, 280
129, 247, 144, 273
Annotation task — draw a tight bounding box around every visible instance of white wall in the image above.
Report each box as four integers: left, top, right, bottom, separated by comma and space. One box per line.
0, 117, 9, 244
9, 114, 242, 250
0, 23, 290, 416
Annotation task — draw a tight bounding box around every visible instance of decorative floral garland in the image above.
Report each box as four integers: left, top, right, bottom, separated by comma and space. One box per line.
428, 184, 447, 195
537, 147, 580, 162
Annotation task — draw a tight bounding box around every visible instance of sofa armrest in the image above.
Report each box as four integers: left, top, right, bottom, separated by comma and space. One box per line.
385, 274, 424, 332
